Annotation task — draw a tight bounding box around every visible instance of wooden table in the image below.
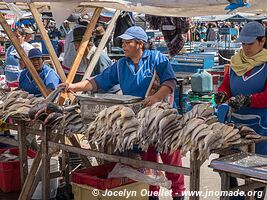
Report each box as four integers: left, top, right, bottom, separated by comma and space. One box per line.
1, 119, 267, 200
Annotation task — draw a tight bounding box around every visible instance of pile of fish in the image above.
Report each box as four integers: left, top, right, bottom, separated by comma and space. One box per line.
137, 102, 182, 152
0, 90, 44, 121
0, 89, 87, 136
29, 102, 87, 136
87, 105, 139, 152
87, 103, 262, 161
238, 125, 261, 140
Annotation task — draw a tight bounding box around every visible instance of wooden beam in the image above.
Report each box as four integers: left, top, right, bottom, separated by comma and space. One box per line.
69, 136, 92, 167
42, 126, 50, 200
28, 2, 67, 82
82, 10, 120, 80
49, 141, 191, 176
0, 12, 49, 97
57, 7, 102, 105
66, 7, 102, 84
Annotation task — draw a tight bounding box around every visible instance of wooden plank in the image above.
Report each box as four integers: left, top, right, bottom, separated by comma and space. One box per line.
28, 167, 41, 200
82, 10, 120, 80
42, 126, 50, 200
0, 12, 49, 97
220, 172, 230, 200
69, 136, 91, 167
57, 7, 102, 105
189, 152, 201, 200
17, 122, 28, 185
28, 2, 66, 82
19, 134, 60, 200
49, 141, 191, 176
61, 135, 69, 183
19, 146, 42, 200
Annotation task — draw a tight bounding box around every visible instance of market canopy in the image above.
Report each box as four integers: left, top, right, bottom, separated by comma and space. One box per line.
193, 13, 267, 22
0, 0, 267, 17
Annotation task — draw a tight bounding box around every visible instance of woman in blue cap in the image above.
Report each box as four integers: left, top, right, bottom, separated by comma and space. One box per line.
59, 26, 184, 200
19, 48, 61, 96
215, 21, 267, 200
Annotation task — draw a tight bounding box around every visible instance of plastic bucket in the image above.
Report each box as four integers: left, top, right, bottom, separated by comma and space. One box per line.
28, 158, 59, 199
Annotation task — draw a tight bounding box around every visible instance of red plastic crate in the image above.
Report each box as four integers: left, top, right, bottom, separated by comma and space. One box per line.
72, 163, 135, 190
0, 148, 36, 193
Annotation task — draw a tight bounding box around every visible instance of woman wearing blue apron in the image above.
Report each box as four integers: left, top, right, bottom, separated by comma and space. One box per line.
215, 21, 267, 200
59, 26, 185, 200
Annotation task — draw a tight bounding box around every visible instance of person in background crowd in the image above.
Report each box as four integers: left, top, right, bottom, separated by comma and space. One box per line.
62, 17, 89, 79
93, 25, 112, 53
48, 26, 62, 40
19, 48, 61, 96
58, 26, 185, 200
206, 23, 218, 41
4, 28, 33, 88
63, 26, 112, 83
24, 27, 34, 43
60, 20, 70, 38
215, 21, 267, 200
198, 23, 207, 41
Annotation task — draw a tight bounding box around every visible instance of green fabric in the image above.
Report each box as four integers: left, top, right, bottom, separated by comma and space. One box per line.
230, 48, 267, 76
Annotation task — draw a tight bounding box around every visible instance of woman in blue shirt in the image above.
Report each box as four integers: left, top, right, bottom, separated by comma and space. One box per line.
60, 26, 184, 200
19, 48, 61, 96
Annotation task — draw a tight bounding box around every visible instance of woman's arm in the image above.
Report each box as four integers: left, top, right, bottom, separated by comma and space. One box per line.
250, 81, 267, 108
59, 79, 93, 93
143, 85, 172, 107
218, 65, 232, 99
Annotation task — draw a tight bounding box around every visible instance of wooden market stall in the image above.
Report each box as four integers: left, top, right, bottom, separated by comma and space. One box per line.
0, 1, 267, 200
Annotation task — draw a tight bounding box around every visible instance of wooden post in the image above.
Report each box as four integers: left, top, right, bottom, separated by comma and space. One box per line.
19, 146, 42, 200
190, 152, 201, 200
82, 10, 120, 80
220, 172, 230, 200
28, 2, 67, 82
69, 136, 91, 167
57, 7, 102, 105
17, 121, 28, 185
49, 141, 191, 176
0, 12, 49, 97
61, 135, 69, 184
42, 126, 50, 200
19, 134, 60, 200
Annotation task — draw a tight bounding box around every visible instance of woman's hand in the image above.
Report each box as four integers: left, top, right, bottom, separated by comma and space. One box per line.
58, 82, 74, 93
214, 91, 228, 105
143, 95, 161, 107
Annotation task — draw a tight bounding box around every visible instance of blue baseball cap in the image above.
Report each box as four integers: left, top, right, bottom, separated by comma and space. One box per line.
28, 48, 42, 59
237, 21, 265, 44
117, 26, 148, 42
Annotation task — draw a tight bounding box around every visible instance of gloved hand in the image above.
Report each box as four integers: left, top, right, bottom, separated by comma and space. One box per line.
214, 91, 228, 105
228, 95, 251, 110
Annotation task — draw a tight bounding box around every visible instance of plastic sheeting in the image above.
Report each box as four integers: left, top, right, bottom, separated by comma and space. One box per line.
50, 2, 80, 27
1, 0, 267, 17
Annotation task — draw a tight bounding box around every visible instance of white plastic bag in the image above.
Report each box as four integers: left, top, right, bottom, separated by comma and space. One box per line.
108, 163, 171, 189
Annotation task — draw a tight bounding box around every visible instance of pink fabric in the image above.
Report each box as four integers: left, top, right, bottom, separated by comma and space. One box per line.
141, 146, 185, 197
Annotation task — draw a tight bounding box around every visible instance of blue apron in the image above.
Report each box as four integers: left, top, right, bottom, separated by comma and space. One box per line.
230, 64, 267, 154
